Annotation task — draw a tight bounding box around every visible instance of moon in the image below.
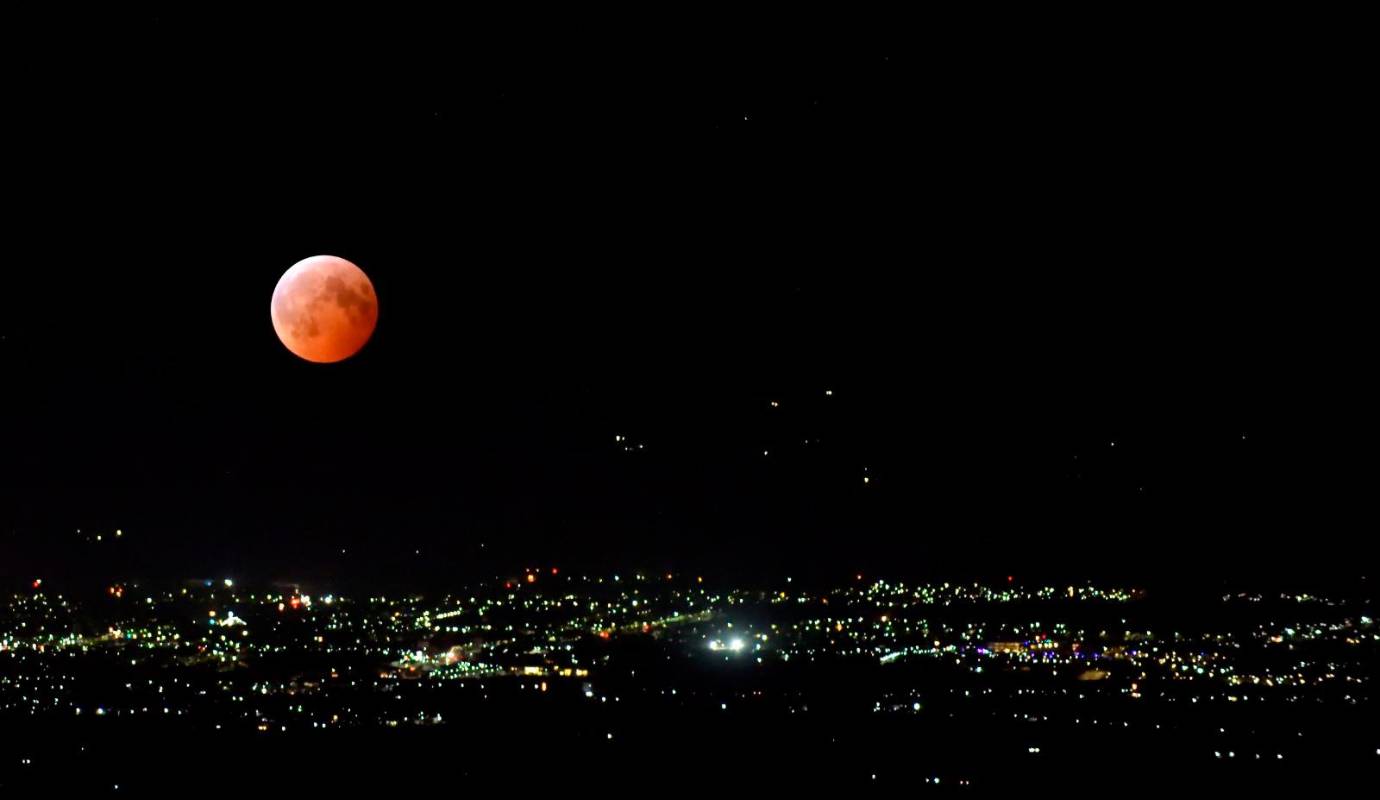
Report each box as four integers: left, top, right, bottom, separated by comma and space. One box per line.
271, 255, 378, 363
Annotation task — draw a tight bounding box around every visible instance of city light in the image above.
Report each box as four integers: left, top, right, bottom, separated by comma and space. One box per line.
0, 571, 1369, 781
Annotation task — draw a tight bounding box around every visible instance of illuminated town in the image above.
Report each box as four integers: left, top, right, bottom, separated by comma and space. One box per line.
3, 571, 1373, 789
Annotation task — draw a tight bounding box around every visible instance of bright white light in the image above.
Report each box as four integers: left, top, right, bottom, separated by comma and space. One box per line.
224, 579, 233, 588
729, 638, 745, 652
708, 641, 722, 651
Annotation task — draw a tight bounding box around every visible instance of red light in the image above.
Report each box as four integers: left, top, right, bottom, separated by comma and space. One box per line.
289, 596, 301, 609
1007, 575, 1014, 583
505, 582, 513, 589
551, 567, 559, 575
32, 579, 42, 589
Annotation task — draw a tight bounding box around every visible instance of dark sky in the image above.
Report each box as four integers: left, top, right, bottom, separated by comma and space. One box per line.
0, 12, 1370, 588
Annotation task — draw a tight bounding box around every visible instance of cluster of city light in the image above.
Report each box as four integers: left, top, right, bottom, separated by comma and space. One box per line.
4, 576, 1373, 734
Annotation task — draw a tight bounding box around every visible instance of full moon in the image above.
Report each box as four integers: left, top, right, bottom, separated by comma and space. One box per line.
271, 255, 378, 363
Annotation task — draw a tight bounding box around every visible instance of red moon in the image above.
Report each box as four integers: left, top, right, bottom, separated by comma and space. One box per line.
271, 255, 378, 363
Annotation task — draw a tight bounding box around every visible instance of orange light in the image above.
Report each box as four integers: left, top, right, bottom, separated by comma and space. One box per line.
598, 630, 610, 640
526, 573, 537, 584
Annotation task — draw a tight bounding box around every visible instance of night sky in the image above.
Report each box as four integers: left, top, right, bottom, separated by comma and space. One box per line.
1, 12, 1369, 589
